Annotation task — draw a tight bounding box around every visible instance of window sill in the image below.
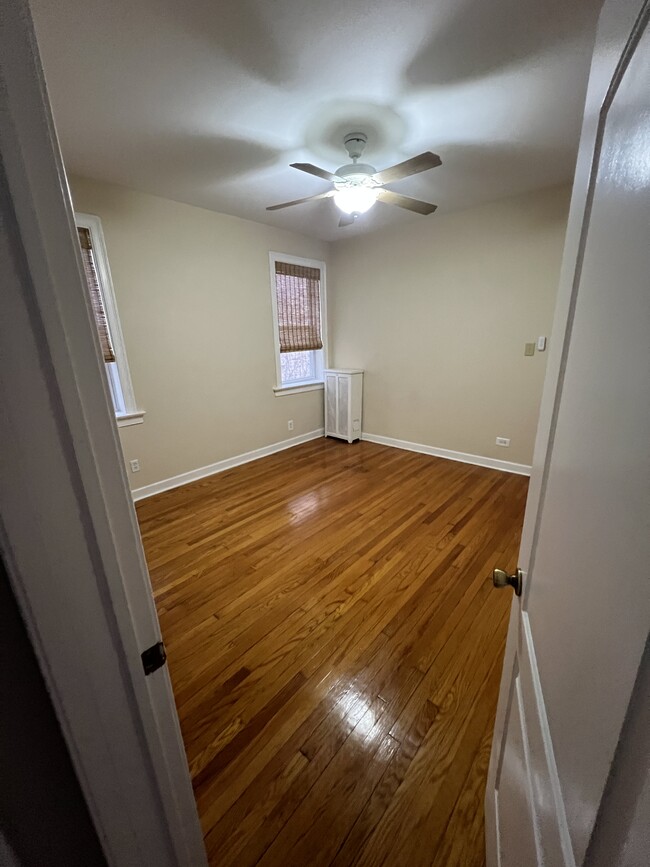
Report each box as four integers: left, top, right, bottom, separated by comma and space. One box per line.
273, 381, 324, 397
116, 410, 145, 427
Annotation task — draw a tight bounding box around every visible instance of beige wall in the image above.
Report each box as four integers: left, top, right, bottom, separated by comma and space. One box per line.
70, 177, 328, 490
329, 186, 570, 466
71, 177, 567, 491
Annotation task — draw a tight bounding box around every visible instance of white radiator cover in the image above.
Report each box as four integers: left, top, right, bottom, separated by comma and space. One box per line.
324, 369, 363, 443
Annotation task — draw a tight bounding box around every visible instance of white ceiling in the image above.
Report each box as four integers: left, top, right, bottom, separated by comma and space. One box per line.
31, 0, 601, 242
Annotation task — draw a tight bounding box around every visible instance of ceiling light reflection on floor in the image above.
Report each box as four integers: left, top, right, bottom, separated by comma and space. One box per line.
334, 687, 385, 742
288, 491, 322, 524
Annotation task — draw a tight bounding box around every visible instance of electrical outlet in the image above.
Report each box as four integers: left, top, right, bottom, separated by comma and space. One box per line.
524, 343, 536, 357
287, 420, 294, 431
537, 336, 547, 351
495, 437, 510, 447
129, 459, 140, 473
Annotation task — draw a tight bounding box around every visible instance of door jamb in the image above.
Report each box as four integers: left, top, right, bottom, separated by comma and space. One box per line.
0, 2, 206, 864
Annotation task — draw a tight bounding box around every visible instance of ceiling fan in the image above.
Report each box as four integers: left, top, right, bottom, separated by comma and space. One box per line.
267, 132, 441, 227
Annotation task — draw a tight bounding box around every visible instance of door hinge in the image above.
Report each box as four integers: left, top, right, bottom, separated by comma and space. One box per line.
141, 640, 167, 676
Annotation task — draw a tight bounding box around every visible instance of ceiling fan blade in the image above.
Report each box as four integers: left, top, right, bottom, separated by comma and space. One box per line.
373, 151, 441, 185
266, 190, 334, 211
290, 162, 343, 182
338, 213, 357, 227
376, 188, 437, 215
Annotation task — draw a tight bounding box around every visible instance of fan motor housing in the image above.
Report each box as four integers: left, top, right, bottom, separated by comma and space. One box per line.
334, 162, 377, 187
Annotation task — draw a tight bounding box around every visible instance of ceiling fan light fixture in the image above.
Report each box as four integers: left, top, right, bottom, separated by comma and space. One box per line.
333, 185, 378, 215
268, 136, 440, 223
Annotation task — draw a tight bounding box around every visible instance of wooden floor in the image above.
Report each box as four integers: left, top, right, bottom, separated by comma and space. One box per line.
136, 439, 527, 866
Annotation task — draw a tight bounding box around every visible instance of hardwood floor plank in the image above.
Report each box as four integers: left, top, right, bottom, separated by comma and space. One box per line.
135, 439, 527, 866
430, 724, 495, 867
329, 700, 439, 867
192, 670, 306, 788
354, 616, 508, 867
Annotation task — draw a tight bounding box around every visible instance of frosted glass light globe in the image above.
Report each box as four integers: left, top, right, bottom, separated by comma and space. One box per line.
333, 186, 378, 214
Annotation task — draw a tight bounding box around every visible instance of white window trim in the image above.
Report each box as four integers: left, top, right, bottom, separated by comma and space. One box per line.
75, 212, 144, 426
272, 382, 324, 396
269, 251, 328, 395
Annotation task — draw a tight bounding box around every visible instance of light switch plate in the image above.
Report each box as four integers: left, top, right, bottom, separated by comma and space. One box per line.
537, 336, 547, 351
525, 343, 536, 357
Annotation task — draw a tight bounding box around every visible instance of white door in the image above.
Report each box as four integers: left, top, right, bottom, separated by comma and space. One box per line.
486, 1, 650, 865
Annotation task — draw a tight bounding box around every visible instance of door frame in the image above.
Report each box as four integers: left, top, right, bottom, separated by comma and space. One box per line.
0, 2, 206, 864
485, 0, 650, 863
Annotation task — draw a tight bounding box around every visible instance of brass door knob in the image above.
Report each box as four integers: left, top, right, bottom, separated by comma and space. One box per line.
492, 567, 523, 596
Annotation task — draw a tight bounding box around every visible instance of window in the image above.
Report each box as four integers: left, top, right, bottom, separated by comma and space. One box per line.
75, 214, 143, 426
270, 253, 327, 393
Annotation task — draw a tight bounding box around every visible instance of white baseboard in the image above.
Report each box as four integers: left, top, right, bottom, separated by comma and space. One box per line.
132, 426, 529, 501
361, 432, 531, 476
132, 428, 325, 501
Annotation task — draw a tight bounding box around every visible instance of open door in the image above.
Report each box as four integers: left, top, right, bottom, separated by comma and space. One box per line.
0, 2, 207, 864
485, 0, 650, 865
